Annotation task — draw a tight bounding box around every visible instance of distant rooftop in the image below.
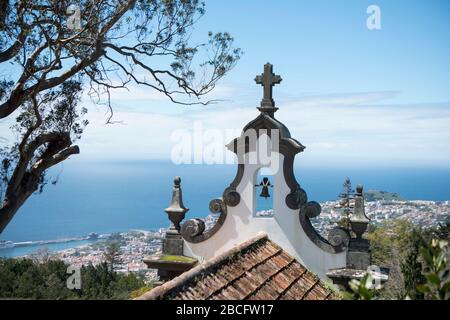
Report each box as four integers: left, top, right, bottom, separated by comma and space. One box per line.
136, 233, 338, 300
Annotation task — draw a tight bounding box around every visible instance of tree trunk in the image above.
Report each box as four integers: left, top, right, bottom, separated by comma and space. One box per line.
0, 192, 31, 233
0, 143, 79, 233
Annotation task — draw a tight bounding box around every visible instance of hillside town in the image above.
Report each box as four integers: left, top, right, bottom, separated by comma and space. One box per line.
312, 199, 450, 237
22, 194, 445, 285
54, 231, 163, 283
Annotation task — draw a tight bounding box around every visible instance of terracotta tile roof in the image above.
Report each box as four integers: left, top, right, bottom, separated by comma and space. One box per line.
137, 233, 339, 300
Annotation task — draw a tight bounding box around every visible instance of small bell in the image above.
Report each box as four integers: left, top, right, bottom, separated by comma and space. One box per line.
256, 177, 272, 199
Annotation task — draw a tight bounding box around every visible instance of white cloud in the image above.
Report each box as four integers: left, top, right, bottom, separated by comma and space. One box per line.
276, 98, 450, 167
78, 109, 186, 160
2, 88, 449, 167
285, 91, 399, 108
77, 90, 450, 168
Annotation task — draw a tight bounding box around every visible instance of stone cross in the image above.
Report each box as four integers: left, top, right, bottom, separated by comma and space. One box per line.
255, 63, 282, 113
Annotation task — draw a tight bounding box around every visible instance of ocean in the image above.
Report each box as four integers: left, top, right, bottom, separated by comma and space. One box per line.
1, 159, 450, 257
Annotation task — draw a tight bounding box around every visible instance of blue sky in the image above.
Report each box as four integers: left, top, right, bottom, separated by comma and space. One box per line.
1, 0, 450, 167
194, 0, 450, 104
1, 1, 450, 241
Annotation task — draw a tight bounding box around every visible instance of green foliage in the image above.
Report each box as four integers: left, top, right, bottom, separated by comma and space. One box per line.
416, 239, 449, 300
338, 177, 354, 231
1, 79, 87, 198
424, 220, 450, 243
0, 258, 144, 299
350, 219, 450, 300
0, 0, 241, 232
366, 219, 417, 298
344, 274, 378, 300
129, 284, 154, 299
345, 238, 450, 301
103, 242, 122, 272
0, 258, 77, 299
400, 229, 425, 299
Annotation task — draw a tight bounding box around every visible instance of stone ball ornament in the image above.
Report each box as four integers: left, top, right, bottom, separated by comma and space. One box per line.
356, 184, 363, 194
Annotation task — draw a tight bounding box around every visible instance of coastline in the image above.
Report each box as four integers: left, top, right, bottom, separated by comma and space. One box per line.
1, 198, 449, 259
0, 229, 161, 259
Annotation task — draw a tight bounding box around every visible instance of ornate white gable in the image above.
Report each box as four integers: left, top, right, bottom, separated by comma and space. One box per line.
179, 63, 350, 279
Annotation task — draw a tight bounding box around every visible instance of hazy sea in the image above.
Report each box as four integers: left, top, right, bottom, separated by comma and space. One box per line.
1, 160, 450, 257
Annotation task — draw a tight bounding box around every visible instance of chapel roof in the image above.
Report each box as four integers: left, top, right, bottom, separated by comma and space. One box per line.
136, 233, 339, 300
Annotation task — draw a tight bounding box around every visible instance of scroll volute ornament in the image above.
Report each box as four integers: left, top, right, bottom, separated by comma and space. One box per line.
223, 187, 241, 207
180, 218, 205, 238
286, 187, 308, 209
328, 227, 350, 249
181, 198, 228, 243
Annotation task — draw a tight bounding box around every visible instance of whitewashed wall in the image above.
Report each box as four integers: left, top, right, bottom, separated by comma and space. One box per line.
183, 146, 346, 279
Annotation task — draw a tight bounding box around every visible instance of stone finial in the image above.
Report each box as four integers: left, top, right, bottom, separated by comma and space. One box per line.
165, 176, 189, 233
326, 183, 378, 287
349, 184, 370, 239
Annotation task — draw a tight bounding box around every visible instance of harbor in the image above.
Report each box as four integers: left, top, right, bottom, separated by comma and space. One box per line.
0, 233, 104, 258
